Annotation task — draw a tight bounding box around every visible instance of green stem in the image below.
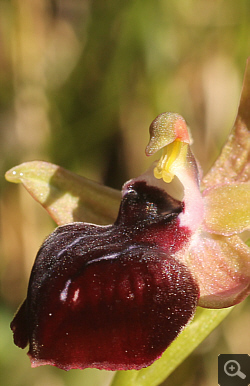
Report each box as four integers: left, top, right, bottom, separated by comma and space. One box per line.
111, 369, 138, 386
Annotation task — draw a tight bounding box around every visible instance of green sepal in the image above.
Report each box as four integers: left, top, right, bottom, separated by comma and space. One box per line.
5, 161, 121, 225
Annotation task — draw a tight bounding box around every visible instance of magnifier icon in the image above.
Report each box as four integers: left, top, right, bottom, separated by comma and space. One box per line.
224, 360, 246, 379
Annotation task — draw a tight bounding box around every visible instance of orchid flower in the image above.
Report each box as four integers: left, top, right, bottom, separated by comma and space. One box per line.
6, 60, 250, 376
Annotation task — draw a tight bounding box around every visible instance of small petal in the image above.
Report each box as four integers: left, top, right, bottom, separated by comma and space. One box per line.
5, 161, 120, 225
203, 182, 250, 235
189, 233, 250, 308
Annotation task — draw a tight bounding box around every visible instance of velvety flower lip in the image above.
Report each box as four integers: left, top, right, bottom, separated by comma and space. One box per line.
8, 60, 250, 371
11, 181, 199, 370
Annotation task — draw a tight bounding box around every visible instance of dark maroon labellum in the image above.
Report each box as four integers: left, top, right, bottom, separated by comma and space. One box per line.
11, 181, 199, 370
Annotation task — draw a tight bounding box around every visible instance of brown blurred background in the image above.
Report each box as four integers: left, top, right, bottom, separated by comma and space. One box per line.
0, 0, 249, 385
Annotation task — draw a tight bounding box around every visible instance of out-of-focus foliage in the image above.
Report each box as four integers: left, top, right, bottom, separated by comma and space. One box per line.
0, 1, 250, 385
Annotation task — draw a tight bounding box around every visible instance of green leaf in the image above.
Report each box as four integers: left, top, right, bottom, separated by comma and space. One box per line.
5, 161, 121, 226
111, 307, 233, 386
202, 58, 250, 189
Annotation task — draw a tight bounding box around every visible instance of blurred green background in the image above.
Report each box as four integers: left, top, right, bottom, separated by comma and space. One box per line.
0, 0, 249, 385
